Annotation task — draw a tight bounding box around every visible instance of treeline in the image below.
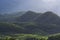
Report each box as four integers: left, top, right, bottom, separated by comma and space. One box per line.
0, 34, 60, 40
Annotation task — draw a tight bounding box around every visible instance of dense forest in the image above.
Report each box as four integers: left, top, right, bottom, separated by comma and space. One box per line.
0, 11, 60, 40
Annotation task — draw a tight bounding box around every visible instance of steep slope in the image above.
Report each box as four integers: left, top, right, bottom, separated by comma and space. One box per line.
0, 11, 60, 35
17, 11, 41, 22
35, 11, 60, 25
15, 11, 60, 34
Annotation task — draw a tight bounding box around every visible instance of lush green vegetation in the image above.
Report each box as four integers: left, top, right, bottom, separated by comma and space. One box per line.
0, 34, 60, 40
0, 11, 60, 40
0, 34, 48, 40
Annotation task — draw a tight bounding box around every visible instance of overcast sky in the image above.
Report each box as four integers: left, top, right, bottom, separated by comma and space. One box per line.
0, 0, 60, 15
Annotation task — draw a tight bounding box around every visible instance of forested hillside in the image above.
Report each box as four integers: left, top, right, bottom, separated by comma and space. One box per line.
0, 11, 60, 35
0, 11, 60, 40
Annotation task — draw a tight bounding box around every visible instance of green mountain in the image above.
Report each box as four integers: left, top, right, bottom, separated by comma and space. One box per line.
15, 11, 60, 35
35, 11, 60, 24
16, 11, 42, 22
0, 11, 60, 35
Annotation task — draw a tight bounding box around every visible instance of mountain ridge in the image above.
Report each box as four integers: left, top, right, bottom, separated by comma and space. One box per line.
0, 11, 60, 35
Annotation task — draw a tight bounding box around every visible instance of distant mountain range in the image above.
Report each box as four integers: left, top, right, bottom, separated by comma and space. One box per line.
0, 11, 60, 35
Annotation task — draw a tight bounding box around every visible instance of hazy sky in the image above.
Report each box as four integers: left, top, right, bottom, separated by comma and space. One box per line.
0, 0, 60, 15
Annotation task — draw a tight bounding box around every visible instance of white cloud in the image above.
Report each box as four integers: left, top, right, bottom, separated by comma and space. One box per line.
42, 0, 56, 3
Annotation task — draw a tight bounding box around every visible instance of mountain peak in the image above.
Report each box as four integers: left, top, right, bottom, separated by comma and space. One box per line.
42, 11, 58, 17
26, 11, 36, 14
44, 11, 55, 15
45, 11, 54, 13
35, 11, 60, 24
